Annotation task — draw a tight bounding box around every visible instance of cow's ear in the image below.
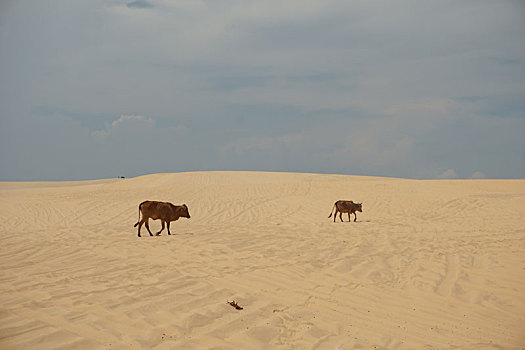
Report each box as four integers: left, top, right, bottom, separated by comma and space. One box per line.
183, 204, 187, 208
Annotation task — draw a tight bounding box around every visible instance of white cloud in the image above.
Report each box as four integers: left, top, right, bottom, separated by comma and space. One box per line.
471, 171, 486, 179
438, 169, 458, 179
91, 129, 109, 139
111, 115, 153, 128
91, 115, 154, 139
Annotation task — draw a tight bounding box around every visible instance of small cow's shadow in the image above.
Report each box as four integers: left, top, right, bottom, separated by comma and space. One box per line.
163, 232, 194, 237
140, 232, 194, 238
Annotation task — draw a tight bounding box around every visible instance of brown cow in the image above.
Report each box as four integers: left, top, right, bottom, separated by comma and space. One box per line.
328, 200, 362, 222
134, 200, 191, 237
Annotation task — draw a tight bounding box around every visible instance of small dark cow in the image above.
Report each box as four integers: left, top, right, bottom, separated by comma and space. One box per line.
134, 200, 191, 237
328, 200, 362, 222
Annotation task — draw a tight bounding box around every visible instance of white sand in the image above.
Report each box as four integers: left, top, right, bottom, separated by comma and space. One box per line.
1, 171, 524, 349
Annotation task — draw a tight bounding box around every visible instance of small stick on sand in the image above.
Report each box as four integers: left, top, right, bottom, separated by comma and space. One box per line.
227, 301, 243, 310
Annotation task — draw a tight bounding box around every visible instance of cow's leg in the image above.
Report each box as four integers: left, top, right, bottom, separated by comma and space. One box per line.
167, 221, 171, 235
339, 211, 344, 222
348, 212, 351, 222
144, 219, 154, 236
354, 212, 357, 222
156, 220, 165, 236
333, 209, 338, 222
137, 220, 143, 237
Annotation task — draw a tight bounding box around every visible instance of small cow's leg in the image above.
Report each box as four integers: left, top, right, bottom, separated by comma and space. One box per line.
339, 211, 344, 222
348, 212, 351, 222
144, 219, 153, 236
156, 220, 165, 236
354, 212, 357, 222
333, 209, 338, 222
167, 221, 171, 235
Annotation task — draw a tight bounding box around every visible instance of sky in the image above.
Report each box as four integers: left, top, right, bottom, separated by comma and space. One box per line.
0, 0, 524, 180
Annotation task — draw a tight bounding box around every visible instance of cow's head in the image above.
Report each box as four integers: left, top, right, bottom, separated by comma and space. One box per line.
181, 204, 191, 218
356, 203, 363, 212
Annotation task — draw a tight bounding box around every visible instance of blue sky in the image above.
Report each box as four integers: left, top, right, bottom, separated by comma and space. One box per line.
1, 0, 524, 180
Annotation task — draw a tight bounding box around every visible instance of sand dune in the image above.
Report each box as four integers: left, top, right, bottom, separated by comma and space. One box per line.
1, 171, 524, 349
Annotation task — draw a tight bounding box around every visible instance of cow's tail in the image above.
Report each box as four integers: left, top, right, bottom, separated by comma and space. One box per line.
328, 203, 337, 218
134, 202, 142, 227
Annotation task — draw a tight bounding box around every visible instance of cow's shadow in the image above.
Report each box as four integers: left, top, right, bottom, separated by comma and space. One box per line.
332, 220, 371, 223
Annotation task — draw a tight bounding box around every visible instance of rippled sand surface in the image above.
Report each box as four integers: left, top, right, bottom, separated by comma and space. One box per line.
1, 172, 524, 349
